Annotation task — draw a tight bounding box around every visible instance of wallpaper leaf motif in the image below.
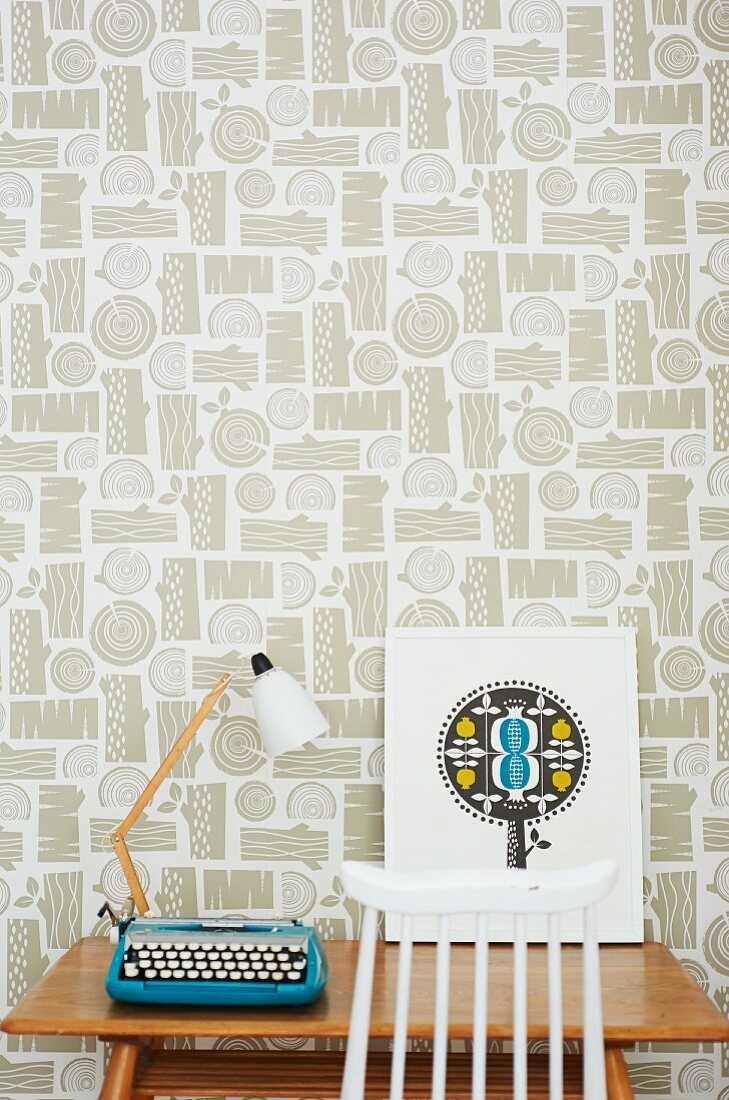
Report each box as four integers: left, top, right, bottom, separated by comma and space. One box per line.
0, 0, 727, 1091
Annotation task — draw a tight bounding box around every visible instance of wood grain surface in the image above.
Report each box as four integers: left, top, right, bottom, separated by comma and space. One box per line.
3, 936, 728, 1044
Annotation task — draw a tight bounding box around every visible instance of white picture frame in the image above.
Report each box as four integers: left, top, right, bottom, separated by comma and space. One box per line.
384, 627, 642, 943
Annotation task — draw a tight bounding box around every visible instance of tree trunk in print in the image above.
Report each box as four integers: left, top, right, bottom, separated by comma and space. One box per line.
507, 818, 527, 869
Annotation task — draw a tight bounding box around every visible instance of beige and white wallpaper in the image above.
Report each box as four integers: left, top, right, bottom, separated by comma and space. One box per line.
0, 0, 728, 1093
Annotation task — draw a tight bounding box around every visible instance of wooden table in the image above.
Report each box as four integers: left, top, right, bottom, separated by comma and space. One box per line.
2, 937, 727, 1099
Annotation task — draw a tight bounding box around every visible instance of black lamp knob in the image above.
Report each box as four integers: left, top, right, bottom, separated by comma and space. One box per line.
251, 652, 274, 676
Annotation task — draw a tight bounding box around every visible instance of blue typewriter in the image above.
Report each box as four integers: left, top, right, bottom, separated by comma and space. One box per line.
106, 916, 329, 1006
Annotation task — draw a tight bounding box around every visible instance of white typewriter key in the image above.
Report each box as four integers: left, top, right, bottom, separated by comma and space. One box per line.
223, 961, 236, 970
230, 971, 242, 980
221, 950, 233, 960
146, 970, 157, 979
173, 969, 185, 979
243, 942, 255, 951
293, 959, 307, 969
152, 950, 164, 959
263, 952, 275, 961
137, 949, 150, 958
272, 971, 284, 981
124, 965, 139, 977
138, 958, 152, 969
161, 943, 173, 950
160, 968, 172, 979
210, 960, 222, 970
188, 970, 199, 979
186, 943, 199, 951
208, 951, 220, 961
279, 962, 292, 971
287, 972, 301, 981
249, 952, 261, 961
201, 969, 214, 979
289, 945, 301, 953
179, 950, 191, 960
215, 971, 228, 979
251, 960, 264, 970
244, 972, 256, 980
194, 951, 206, 960
181, 960, 194, 969
145, 942, 159, 950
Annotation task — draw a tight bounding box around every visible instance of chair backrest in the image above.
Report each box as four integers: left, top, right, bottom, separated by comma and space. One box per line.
340, 860, 618, 1100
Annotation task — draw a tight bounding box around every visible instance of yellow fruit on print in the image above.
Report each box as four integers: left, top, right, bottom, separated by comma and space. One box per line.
456, 767, 476, 790
552, 770, 571, 792
456, 716, 476, 739
552, 718, 570, 740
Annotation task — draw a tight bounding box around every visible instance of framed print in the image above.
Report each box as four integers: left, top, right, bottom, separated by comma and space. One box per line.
384, 627, 642, 943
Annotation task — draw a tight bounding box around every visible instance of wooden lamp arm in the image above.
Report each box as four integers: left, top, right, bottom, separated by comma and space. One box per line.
109, 673, 232, 917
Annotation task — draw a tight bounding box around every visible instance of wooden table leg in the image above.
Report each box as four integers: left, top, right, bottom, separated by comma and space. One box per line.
99, 1040, 140, 1100
605, 1047, 634, 1100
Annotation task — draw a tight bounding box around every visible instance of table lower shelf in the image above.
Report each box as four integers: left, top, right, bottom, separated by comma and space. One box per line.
131, 1048, 587, 1099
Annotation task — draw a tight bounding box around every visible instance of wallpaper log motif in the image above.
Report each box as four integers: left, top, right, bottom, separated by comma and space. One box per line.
0, 0, 728, 1092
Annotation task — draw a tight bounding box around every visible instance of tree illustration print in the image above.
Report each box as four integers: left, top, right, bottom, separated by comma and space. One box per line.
438, 682, 590, 869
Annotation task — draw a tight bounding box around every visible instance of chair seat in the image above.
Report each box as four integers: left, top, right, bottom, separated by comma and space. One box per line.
133, 1048, 585, 1098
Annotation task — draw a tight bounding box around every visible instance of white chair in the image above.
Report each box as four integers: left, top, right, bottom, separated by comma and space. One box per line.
340, 860, 619, 1100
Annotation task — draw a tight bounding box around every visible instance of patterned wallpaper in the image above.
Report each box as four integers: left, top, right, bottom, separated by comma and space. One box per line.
0, 0, 728, 1094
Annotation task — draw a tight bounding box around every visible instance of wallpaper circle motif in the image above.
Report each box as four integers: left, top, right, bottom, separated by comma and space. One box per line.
51, 343, 96, 387
567, 83, 611, 123
90, 601, 156, 666
352, 38, 397, 82
354, 341, 399, 385
655, 36, 700, 78
511, 103, 571, 161
148, 649, 186, 696
149, 39, 186, 85
210, 106, 269, 163
51, 39, 96, 83
392, 0, 457, 54
210, 409, 269, 467
99, 549, 151, 594
694, 0, 729, 50
91, 296, 156, 359
451, 341, 489, 387
538, 472, 579, 511
50, 649, 95, 694
513, 406, 572, 466
392, 294, 458, 358
449, 38, 488, 84
91, 0, 156, 55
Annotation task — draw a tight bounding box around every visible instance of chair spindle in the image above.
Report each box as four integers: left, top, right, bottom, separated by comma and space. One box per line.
389, 914, 412, 1100
471, 911, 489, 1100
513, 912, 528, 1100
582, 905, 607, 1100
341, 905, 378, 1100
547, 912, 563, 1100
431, 913, 451, 1100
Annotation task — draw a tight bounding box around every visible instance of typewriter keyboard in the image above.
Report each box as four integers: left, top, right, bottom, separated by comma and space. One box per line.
120, 932, 308, 983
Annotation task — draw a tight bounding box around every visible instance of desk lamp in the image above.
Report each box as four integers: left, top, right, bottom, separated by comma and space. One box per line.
108, 652, 329, 917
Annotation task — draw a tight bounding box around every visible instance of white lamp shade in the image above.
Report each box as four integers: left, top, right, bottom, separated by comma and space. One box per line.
251, 667, 329, 757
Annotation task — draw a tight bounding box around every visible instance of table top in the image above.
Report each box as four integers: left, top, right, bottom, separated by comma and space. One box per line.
2, 937, 727, 1044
